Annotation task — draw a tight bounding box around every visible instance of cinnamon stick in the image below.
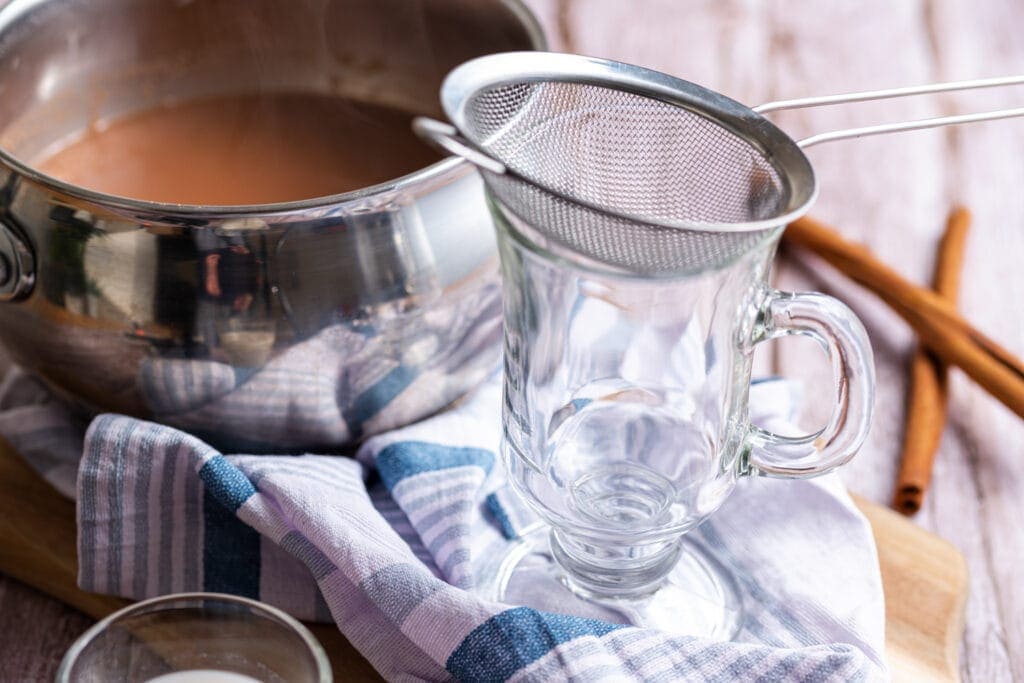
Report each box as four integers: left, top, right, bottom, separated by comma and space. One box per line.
893, 207, 971, 515
782, 215, 1024, 420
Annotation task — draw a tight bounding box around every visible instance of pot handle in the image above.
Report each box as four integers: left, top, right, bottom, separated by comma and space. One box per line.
0, 217, 34, 301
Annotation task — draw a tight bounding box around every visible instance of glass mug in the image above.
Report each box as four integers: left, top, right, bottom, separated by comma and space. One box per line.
491, 204, 874, 636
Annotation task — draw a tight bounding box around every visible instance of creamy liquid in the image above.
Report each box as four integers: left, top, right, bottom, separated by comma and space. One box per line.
34, 93, 440, 205
146, 671, 263, 683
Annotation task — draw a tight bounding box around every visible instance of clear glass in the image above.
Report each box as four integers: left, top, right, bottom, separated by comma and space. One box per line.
490, 197, 875, 637
56, 593, 332, 683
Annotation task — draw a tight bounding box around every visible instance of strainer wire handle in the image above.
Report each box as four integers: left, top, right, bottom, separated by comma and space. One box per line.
795, 105, 1024, 148
412, 118, 507, 174
754, 73, 1024, 114
753, 73, 1024, 148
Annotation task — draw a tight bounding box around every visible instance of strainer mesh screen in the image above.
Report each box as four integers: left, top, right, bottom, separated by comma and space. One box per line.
462, 81, 790, 273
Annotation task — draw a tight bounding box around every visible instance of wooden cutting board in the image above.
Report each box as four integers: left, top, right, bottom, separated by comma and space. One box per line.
0, 437, 966, 682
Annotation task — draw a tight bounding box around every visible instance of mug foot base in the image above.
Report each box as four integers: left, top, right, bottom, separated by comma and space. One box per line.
482, 530, 743, 639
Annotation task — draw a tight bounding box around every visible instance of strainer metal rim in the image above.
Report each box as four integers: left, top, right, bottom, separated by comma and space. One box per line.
439, 51, 820, 234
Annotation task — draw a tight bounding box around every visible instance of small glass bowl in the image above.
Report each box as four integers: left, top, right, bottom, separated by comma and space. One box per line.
56, 593, 332, 683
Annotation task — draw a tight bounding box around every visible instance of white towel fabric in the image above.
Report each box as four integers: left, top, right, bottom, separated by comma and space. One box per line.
0, 367, 887, 681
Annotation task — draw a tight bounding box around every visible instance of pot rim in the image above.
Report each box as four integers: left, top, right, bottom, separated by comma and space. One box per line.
0, 0, 547, 220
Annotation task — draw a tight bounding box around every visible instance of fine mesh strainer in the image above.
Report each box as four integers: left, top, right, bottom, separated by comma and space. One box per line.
414, 51, 1024, 275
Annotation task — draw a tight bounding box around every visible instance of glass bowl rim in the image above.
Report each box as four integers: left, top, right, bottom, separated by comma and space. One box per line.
55, 591, 332, 683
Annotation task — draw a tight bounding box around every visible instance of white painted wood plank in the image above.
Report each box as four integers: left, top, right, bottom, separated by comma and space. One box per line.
919, 2, 1024, 680
556, 0, 772, 103
519, 0, 563, 51
927, 418, 1016, 682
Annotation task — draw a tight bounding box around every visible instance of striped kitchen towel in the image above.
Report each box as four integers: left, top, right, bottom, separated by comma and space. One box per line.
0, 369, 887, 681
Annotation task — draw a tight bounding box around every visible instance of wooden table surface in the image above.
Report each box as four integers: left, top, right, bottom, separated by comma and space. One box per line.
3, 2, 1024, 681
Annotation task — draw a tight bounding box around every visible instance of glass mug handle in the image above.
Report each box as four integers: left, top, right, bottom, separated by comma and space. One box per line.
745, 289, 875, 477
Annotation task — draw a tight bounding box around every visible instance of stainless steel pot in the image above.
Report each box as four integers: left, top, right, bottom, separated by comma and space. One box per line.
0, 0, 545, 451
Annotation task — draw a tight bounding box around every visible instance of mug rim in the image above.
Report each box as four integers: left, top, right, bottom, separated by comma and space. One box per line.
490, 190, 785, 281
55, 591, 333, 683
0, 0, 548, 220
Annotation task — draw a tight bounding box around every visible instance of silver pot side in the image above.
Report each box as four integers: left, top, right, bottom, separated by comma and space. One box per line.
0, 0, 545, 451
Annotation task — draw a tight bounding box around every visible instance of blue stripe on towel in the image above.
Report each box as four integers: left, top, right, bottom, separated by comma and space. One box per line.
343, 365, 419, 440
202, 490, 261, 597
485, 492, 517, 540
376, 441, 494, 492
198, 455, 257, 512
197, 454, 261, 597
446, 606, 625, 681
